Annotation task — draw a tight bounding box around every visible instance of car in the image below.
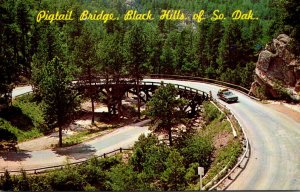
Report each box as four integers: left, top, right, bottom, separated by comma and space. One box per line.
217, 89, 238, 103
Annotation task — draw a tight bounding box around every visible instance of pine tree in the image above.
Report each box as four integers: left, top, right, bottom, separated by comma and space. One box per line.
73, 28, 98, 124
144, 24, 163, 74
283, 0, 300, 54
0, 0, 20, 109
217, 21, 242, 74
145, 84, 187, 146
124, 22, 148, 118
97, 32, 125, 117
38, 57, 79, 147
160, 40, 176, 74
161, 149, 186, 190
204, 21, 223, 70
194, 23, 208, 77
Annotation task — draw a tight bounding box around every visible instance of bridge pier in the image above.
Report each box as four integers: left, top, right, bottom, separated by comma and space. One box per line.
74, 79, 210, 119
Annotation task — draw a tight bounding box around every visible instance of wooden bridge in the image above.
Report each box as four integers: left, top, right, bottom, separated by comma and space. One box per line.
73, 77, 211, 117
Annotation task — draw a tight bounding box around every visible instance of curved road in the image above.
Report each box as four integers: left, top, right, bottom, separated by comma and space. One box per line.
145, 79, 300, 190
3, 80, 300, 190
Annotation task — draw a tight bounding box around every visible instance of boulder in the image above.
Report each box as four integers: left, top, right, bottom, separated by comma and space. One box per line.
250, 34, 300, 101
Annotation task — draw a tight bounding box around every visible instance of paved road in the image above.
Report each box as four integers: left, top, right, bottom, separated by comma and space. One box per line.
144, 79, 300, 190
0, 120, 151, 171
4, 80, 300, 190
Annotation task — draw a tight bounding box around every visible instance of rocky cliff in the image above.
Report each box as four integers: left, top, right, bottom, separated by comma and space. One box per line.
250, 34, 300, 101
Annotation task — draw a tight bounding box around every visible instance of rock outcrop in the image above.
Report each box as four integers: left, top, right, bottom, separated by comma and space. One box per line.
250, 34, 300, 101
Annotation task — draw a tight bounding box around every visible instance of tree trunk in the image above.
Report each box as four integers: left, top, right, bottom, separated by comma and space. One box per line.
168, 125, 172, 146
116, 76, 122, 119
88, 67, 95, 124
59, 126, 62, 147
91, 97, 95, 124
117, 99, 122, 119
137, 78, 141, 119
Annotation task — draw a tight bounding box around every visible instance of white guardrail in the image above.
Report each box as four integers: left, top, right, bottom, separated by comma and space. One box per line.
10, 79, 250, 190
202, 98, 250, 190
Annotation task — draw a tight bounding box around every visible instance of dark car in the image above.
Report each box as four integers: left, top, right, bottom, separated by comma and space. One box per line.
217, 89, 238, 103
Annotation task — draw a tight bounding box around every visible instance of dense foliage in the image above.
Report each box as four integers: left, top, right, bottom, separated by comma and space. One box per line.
37, 57, 79, 146
283, 0, 300, 54
0, 0, 296, 104
0, 94, 44, 144
0, 102, 242, 191
0, 0, 296, 188
145, 83, 188, 146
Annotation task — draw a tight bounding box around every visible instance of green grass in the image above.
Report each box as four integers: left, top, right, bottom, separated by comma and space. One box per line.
190, 102, 242, 189
63, 131, 91, 147
62, 125, 118, 147
0, 118, 42, 142
13, 94, 45, 130
0, 94, 45, 143
202, 140, 241, 186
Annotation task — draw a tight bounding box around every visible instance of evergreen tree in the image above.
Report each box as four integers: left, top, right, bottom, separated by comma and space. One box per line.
73, 28, 98, 124
15, 0, 33, 77
160, 149, 185, 190
31, 24, 68, 91
2, 170, 13, 191
38, 57, 79, 147
283, 0, 300, 54
194, 23, 208, 77
204, 21, 223, 78
217, 21, 242, 74
175, 28, 193, 74
98, 33, 124, 80
0, 0, 21, 108
160, 40, 176, 74
108, 164, 142, 191
97, 32, 125, 117
145, 84, 187, 146
124, 22, 148, 118
144, 24, 163, 74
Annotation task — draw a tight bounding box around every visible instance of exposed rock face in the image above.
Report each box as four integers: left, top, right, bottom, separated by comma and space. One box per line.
250, 34, 300, 101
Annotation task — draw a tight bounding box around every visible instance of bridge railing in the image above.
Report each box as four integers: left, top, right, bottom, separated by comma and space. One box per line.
5, 79, 249, 190
148, 74, 260, 101
74, 79, 210, 100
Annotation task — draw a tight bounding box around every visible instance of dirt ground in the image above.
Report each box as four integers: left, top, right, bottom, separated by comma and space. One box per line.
266, 102, 300, 123
17, 100, 141, 151
213, 131, 232, 150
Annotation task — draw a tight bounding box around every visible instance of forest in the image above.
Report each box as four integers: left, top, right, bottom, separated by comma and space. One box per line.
1, 0, 297, 100
1, 0, 299, 190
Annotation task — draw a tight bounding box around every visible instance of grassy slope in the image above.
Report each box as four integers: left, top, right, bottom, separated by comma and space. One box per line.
0, 94, 44, 142
192, 102, 242, 189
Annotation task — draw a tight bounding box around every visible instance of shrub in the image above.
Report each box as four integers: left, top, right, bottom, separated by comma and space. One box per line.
28, 175, 51, 191
203, 101, 221, 122
1, 170, 13, 191
107, 164, 142, 191
83, 183, 97, 191
160, 149, 186, 191
0, 126, 17, 142
0, 118, 42, 142
16, 170, 30, 191
180, 135, 214, 170
46, 168, 86, 191
130, 134, 159, 172
184, 162, 200, 183
13, 94, 46, 131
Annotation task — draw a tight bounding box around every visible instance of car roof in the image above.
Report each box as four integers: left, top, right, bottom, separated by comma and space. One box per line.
220, 88, 229, 92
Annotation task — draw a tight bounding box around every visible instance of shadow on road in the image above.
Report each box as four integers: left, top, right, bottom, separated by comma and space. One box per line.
0, 150, 32, 161
53, 143, 96, 160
